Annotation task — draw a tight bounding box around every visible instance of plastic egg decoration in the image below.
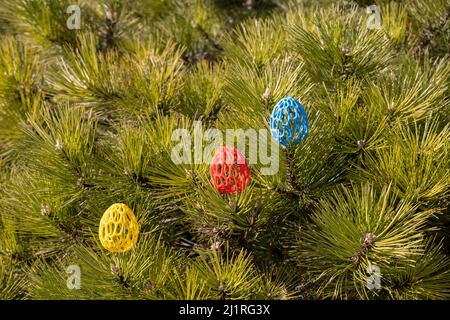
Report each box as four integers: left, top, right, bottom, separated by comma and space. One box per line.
210, 146, 250, 194
270, 97, 308, 147
98, 203, 139, 253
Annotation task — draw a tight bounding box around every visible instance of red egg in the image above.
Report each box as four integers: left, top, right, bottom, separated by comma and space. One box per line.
210, 146, 250, 194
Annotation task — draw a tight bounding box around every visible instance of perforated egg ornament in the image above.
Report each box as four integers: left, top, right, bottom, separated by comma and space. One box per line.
99, 203, 139, 253
210, 146, 250, 194
270, 97, 309, 147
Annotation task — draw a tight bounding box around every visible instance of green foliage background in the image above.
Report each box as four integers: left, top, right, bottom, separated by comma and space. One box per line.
0, 0, 449, 300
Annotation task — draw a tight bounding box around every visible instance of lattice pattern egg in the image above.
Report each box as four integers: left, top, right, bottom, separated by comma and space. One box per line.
210, 146, 250, 194
98, 203, 139, 253
270, 97, 308, 147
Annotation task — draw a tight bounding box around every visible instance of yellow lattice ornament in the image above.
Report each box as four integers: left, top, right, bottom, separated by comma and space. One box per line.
99, 203, 139, 253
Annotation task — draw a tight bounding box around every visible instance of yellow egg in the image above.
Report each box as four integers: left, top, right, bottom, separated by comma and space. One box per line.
98, 203, 139, 252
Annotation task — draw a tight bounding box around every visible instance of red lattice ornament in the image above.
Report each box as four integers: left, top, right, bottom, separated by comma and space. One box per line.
210, 146, 250, 194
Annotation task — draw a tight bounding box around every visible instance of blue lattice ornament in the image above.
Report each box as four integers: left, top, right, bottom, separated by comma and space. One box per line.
270, 97, 308, 147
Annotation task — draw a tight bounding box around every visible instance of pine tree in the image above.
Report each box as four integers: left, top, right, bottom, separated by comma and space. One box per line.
0, 0, 449, 300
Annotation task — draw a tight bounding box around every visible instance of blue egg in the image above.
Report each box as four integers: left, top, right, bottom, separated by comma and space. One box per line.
270, 97, 308, 147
